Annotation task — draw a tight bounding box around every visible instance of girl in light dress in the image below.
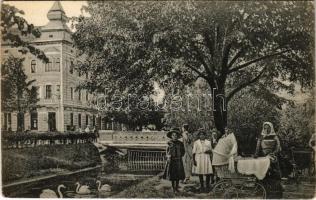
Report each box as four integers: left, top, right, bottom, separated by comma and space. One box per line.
192, 129, 213, 192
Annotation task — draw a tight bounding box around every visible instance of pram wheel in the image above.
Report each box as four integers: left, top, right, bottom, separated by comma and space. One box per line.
211, 179, 266, 199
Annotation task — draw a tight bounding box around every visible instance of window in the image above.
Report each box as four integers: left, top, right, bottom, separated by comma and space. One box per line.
78, 61, 82, 77
56, 85, 60, 99
70, 87, 73, 100
30, 112, 38, 130
78, 114, 82, 128
4, 50, 8, 53
17, 112, 24, 131
45, 58, 60, 72
86, 115, 89, 126
86, 92, 89, 101
55, 58, 60, 72
70, 113, 74, 126
3, 113, 11, 130
70, 60, 74, 74
86, 72, 89, 79
78, 89, 81, 101
46, 85, 52, 99
31, 60, 36, 73
31, 86, 39, 99
93, 115, 96, 127
49, 34, 53, 38
45, 59, 53, 72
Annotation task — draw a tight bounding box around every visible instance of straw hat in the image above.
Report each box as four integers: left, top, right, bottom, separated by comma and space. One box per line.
167, 127, 182, 139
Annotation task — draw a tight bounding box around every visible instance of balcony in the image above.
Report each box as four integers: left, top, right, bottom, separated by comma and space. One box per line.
38, 97, 60, 105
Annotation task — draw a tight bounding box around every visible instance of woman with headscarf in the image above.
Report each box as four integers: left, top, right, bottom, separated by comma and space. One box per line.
254, 122, 282, 194
254, 122, 281, 162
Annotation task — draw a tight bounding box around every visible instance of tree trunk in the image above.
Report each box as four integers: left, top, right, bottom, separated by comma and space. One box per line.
211, 87, 227, 137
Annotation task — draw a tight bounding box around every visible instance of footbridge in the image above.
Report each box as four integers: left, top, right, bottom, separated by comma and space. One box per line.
95, 131, 168, 172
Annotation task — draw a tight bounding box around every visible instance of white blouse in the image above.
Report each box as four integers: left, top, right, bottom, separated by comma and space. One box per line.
192, 139, 212, 154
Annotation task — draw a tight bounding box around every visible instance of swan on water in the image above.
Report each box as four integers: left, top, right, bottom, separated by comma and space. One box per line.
75, 182, 91, 194
39, 184, 66, 198
96, 180, 111, 192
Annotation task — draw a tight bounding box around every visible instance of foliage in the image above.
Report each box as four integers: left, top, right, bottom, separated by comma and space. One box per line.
1, 56, 39, 130
101, 109, 165, 131
227, 89, 282, 154
73, 1, 314, 135
278, 96, 315, 149
1, 4, 48, 62
162, 78, 214, 131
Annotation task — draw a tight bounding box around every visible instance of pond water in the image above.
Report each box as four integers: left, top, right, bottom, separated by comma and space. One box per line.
3, 161, 158, 198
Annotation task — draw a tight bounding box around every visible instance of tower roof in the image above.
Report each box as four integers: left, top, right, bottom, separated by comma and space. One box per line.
42, 1, 70, 32
48, 1, 66, 14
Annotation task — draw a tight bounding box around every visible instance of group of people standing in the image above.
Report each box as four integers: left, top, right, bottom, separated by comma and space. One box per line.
162, 122, 283, 194
162, 124, 217, 193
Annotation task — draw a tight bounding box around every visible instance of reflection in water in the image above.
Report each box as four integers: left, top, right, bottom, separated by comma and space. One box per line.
65, 190, 112, 198
3, 148, 162, 198
3, 166, 142, 198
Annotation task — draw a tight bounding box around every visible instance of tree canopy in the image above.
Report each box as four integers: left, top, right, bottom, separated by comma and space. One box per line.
73, 1, 314, 134
1, 4, 48, 62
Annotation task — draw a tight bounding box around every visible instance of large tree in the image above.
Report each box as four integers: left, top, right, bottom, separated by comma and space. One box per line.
1, 56, 39, 131
73, 1, 314, 135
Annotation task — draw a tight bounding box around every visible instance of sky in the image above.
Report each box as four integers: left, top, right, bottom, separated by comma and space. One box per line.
6, 1, 87, 26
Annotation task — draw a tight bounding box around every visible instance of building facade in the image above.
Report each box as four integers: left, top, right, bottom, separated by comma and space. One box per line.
1, 2, 101, 132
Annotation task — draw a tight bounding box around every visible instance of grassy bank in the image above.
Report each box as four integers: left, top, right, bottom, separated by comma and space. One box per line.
112, 175, 213, 198
2, 143, 101, 184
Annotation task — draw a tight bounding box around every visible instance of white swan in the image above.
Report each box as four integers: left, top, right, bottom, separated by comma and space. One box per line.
39, 184, 66, 198
96, 180, 111, 192
75, 182, 91, 194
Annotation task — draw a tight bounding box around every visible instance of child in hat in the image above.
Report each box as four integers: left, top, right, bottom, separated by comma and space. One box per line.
162, 128, 185, 193
192, 129, 214, 192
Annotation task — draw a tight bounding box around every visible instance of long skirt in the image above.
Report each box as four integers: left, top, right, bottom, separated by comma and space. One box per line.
162, 158, 185, 181
183, 153, 192, 178
192, 153, 213, 175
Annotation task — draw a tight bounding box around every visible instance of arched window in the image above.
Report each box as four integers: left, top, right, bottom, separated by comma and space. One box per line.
31, 60, 36, 73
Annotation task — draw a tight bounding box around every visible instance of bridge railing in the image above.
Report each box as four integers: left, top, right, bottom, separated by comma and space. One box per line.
99, 131, 168, 144
127, 149, 166, 171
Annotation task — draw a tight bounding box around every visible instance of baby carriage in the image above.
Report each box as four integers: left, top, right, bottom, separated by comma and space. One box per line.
211, 157, 268, 199
210, 131, 272, 198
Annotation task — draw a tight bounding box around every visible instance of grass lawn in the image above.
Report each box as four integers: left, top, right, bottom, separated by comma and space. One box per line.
2, 143, 100, 184
113, 175, 212, 198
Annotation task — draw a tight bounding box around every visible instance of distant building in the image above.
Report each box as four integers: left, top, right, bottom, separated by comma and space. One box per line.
1, 2, 102, 132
